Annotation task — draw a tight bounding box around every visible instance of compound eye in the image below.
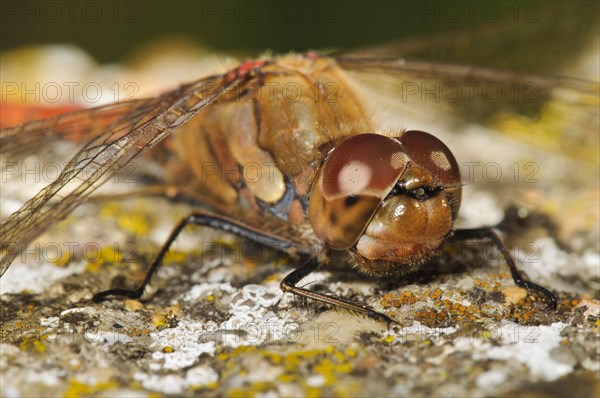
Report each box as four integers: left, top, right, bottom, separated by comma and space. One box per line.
399, 130, 462, 217
309, 134, 408, 249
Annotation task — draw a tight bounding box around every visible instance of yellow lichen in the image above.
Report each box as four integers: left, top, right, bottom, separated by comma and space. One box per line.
382, 335, 395, 344
85, 245, 124, 272
163, 249, 189, 264
117, 212, 150, 236
151, 304, 182, 329
19, 335, 47, 353
61, 380, 119, 398
344, 348, 357, 358
304, 387, 322, 398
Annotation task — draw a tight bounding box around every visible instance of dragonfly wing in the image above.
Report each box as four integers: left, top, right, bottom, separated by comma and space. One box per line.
0, 101, 140, 162
335, 2, 598, 79
336, 54, 599, 243
0, 72, 250, 277
338, 56, 599, 162
334, 0, 599, 169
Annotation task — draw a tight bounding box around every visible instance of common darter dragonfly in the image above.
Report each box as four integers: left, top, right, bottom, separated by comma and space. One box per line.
1, 31, 598, 323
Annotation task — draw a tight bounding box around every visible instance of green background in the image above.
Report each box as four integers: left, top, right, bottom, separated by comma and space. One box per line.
1, 0, 597, 73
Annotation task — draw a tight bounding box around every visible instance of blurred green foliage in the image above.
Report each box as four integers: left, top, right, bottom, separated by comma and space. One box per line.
1, 0, 597, 70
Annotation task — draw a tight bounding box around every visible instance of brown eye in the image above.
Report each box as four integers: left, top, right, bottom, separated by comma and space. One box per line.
309, 134, 408, 249
399, 130, 462, 217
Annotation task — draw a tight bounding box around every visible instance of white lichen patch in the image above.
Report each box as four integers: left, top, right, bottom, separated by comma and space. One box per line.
229, 284, 283, 312
184, 365, 219, 387
456, 189, 504, 228
475, 368, 509, 389
0, 344, 21, 370
528, 237, 600, 292
180, 282, 235, 302
132, 373, 186, 395
24, 369, 66, 386
483, 322, 572, 381
387, 321, 458, 346
220, 283, 291, 348
148, 320, 216, 370
0, 261, 85, 295
384, 321, 575, 390
133, 365, 218, 395
581, 357, 600, 372
1, 361, 66, 395
39, 316, 60, 328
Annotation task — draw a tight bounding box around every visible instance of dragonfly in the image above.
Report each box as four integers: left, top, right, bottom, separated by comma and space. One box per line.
1, 32, 598, 324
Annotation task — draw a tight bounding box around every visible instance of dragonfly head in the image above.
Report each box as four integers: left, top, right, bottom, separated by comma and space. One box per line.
308, 131, 462, 275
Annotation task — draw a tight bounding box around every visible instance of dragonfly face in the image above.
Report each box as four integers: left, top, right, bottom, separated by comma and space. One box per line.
309, 131, 462, 276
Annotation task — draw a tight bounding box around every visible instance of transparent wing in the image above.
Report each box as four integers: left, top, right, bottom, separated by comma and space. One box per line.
336, 2, 598, 79
333, 1, 599, 168
0, 72, 249, 277
0, 101, 140, 162
337, 55, 599, 152
336, 52, 599, 246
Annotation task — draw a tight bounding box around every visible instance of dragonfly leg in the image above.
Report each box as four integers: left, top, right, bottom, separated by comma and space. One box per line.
281, 258, 396, 324
452, 228, 558, 309
92, 210, 296, 302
